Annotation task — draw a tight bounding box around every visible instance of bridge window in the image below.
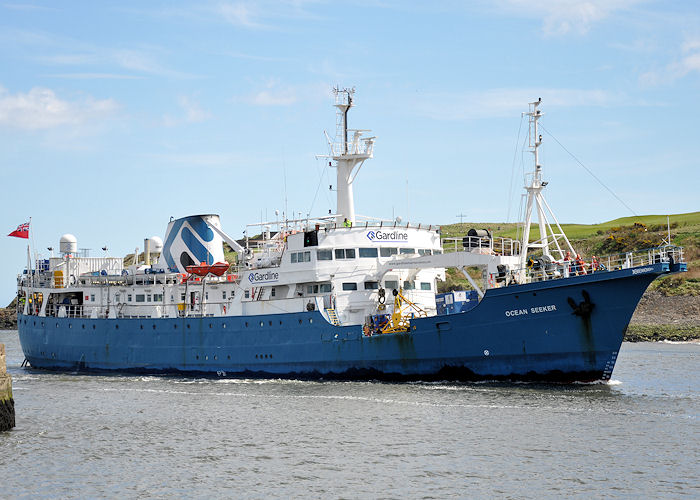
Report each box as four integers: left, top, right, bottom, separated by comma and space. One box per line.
307, 284, 319, 294
420, 282, 432, 290
271, 288, 276, 297
364, 281, 379, 290
153, 294, 163, 302
128, 294, 132, 302
380, 248, 398, 257
317, 249, 333, 261
418, 249, 433, 256
135, 294, 145, 303
403, 281, 415, 290
385, 280, 399, 290
222, 291, 226, 299
147, 294, 152, 302
291, 251, 311, 263
335, 248, 356, 259
399, 248, 416, 254
319, 283, 331, 293
359, 247, 378, 258
342, 282, 358, 291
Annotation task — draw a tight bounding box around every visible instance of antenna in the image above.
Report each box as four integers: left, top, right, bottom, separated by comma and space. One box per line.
456, 213, 468, 224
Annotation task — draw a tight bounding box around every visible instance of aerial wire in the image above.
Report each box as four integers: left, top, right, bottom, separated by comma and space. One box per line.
539, 123, 638, 217
506, 115, 524, 223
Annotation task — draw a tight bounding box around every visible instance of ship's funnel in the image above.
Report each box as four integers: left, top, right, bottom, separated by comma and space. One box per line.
156, 215, 225, 272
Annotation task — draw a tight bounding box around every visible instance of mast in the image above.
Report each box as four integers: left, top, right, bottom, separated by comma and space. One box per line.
330, 87, 375, 225
519, 99, 576, 274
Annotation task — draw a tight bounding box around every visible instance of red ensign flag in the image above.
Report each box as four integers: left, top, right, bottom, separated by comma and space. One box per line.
8, 221, 30, 239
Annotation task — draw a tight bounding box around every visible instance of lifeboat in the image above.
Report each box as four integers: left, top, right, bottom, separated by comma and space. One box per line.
185, 261, 229, 277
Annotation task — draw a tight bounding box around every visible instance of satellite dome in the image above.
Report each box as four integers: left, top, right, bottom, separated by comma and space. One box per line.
148, 236, 163, 253
59, 234, 77, 254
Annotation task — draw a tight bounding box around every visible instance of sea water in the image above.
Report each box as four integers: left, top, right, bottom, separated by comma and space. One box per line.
1, 331, 697, 498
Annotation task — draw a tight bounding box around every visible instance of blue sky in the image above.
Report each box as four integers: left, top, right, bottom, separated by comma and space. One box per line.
1, 0, 699, 303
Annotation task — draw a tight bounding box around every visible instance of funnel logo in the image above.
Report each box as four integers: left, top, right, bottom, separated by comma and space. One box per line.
248, 271, 279, 284
366, 230, 408, 242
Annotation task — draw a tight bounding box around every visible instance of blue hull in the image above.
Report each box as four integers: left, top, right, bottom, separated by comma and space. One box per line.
17, 263, 669, 382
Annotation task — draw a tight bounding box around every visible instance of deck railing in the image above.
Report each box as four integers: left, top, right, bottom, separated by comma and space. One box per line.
487, 245, 685, 288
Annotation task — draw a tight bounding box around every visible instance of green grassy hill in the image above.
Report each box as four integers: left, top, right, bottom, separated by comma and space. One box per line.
439, 211, 700, 295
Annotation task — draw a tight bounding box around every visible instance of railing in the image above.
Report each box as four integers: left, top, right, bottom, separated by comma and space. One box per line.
442, 236, 521, 257
487, 245, 685, 289
37, 300, 233, 320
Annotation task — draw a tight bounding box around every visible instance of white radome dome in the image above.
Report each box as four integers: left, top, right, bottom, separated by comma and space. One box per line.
59, 234, 77, 254
148, 236, 163, 253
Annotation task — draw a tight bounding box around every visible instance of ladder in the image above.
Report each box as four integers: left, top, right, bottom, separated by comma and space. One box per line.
325, 308, 340, 326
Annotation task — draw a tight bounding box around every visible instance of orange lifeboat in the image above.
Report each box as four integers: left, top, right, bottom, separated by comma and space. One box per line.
185, 261, 229, 277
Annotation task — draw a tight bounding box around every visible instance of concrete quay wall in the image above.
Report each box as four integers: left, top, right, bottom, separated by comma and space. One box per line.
0, 343, 15, 431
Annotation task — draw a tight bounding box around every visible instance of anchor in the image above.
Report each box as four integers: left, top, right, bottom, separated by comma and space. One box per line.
567, 290, 595, 317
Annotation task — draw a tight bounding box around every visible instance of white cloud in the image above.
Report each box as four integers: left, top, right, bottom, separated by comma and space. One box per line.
217, 2, 266, 29
0, 86, 117, 130
163, 96, 212, 126
412, 88, 620, 121
494, 0, 646, 36
640, 37, 700, 85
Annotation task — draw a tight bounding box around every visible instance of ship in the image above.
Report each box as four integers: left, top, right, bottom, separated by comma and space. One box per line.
15, 90, 687, 382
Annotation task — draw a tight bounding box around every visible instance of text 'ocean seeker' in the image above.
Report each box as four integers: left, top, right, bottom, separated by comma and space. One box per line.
505, 304, 557, 317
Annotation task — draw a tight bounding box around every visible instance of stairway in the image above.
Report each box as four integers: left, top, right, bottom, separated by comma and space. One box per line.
325, 308, 340, 326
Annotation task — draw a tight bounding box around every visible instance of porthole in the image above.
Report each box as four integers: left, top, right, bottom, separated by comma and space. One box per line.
533, 292, 537, 296
245, 322, 249, 327
82, 324, 85, 329
227, 355, 231, 360
55, 323, 59, 328
279, 321, 282, 325
205, 355, 208, 361
196, 355, 199, 360
41, 321, 44, 327
187, 324, 191, 329
140, 325, 144, 330
68, 324, 72, 329
260, 321, 264, 327
309, 318, 313, 324
152, 324, 156, 330
269, 354, 273, 359
214, 355, 217, 360
255, 354, 258, 359
92, 325, 96, 330
33, 321, 36, 326
223, 323, 227, 329
115, 324, 119, 330
298, 319, 303, 325
173, 324, 177, 329
209, 323, 212, 328
269, 321, 272, 326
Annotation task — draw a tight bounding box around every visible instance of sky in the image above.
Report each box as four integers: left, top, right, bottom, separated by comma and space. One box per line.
1, 0, 699, 304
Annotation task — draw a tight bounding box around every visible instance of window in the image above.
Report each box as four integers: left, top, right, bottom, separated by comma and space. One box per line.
205, 292, 209, 300
342, 282, 358, 291
147, 294, 152, 302
222, 291, 227, 299
400, 248, 416, 254
271, 288, 276, 297
317, 249, 333, 261
245, 290, 250, 298
380, 247, 398, 257
359, 247, 378, 258
91, 294, 96, 301
291, 251, 311, 263
420, 282, 432, 290
307, 284, 319, 294
385, 280, 399, 290
319, 283, 331, 293
364, 281, 379, 290
434, 249, 443, 254
115, 293, 120, 302
335, 248, 356, 260
180, 293, 185, 301
135, 294, 145, 303
418, 249, 433, 256
154, 294, 163, 302
403, 281, 415, 290
128, 294, 132, 302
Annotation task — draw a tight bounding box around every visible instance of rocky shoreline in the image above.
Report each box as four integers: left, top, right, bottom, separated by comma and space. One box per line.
2, 289, 699, 342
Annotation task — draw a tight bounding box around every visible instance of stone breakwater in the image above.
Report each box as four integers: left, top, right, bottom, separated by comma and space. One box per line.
0, 343, 15, 431
0, 308, 17, 329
